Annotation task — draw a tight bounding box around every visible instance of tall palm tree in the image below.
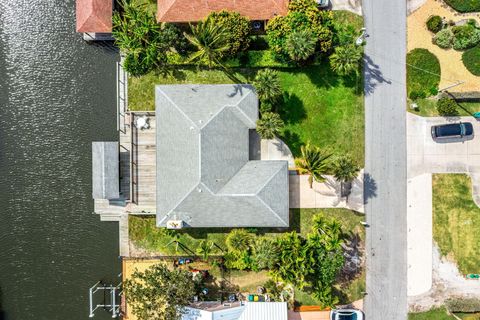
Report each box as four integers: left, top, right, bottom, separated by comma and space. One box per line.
253, 69, 282, 104
286, 30, 317, 62
329, 44, 363, 76
333, 155, 360, 197
256, 112, 284, 140
295, 144, 333, 188
184, 17, 230, 68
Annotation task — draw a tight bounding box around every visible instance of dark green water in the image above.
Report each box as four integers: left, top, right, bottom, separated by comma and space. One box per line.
0, 0, 121, 319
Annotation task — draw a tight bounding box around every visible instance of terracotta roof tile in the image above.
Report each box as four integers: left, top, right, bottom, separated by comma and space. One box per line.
76, 0, 112, 33
157, 0, 289, 22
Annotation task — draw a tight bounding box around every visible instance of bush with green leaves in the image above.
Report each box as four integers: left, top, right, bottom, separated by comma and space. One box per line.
329, 44, 363, 76
444, 0, 480, 13
113, 0, 186, 75
426, 15, 443, 33
462, 45, 480, 75
225, 229, 252, 253
286, 29, 317, 62
266, 0, 334, 61
451, 24, 480, 50
434, 28, 454, 48
252, 237, 280, 270
256, 112, 285, 140
271, 214, 345, 307
207, 10, 251, 58
253, 69, 282, 105
436, 97, 459, 116
224, 250, 254, 270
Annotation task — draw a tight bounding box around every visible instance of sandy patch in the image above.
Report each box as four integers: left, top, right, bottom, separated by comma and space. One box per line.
407, 0, 480, 92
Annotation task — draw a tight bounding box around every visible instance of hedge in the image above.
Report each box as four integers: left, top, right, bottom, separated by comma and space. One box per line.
407, 48, 441, 98
462, 46, 480, 75
444, 0, 480, 13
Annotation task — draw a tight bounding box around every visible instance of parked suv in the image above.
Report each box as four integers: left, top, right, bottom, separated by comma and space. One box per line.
431, 122, 473, 140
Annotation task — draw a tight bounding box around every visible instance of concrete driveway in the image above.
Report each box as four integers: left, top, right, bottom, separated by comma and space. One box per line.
407, 113, 480, 297
407, 113, 480, 178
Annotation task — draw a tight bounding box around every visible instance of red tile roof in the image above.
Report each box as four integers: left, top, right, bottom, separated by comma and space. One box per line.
76, 0, 112, 33
157, 0, 289, 22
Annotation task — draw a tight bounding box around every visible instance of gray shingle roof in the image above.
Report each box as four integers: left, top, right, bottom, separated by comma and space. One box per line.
156, 84, 289, 228
92, 142, 119, 199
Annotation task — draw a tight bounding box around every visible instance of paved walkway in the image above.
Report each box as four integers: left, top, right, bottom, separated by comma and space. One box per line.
289, 173, 364, 212
363, 0, 408, 318
330, 0, 362, 15
407, 0, 480, 92
406, 113, 480, 297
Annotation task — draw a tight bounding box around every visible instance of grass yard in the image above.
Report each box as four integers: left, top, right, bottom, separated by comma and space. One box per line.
408, 99, 480, 117
463, 46, 480, 76
409, 307, 480, 320
444, 0, 480, 12
407, 48, 441, 99
433, 174, 480, 274
128, 65, 364, 162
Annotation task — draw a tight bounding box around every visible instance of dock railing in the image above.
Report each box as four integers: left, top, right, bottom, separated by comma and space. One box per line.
116, 59, 127, 134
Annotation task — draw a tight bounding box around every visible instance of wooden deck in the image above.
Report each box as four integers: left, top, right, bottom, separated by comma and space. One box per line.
127, 112, 156, 213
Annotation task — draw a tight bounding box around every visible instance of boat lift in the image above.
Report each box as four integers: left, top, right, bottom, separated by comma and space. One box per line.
88, 281, 122, 318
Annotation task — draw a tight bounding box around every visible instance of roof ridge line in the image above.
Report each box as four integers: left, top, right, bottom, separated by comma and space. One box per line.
253, 161, 287, 195
158, 182, 202, 224
157, 87, 198, 128
255, 193, 289, 227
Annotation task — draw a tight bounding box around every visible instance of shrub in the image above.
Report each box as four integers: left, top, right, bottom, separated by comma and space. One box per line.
123, 52, 155, 77
444, 0, 480, 13
251, 237, 280, 270
446, 298, 480, 313
426, 15, 443, 33
462, 45, 480, 75
436, 97, 459, 116
207, 10, 251, 57
253, 69, 282, 103
434, 28, 454, 48
409, 90, 426, 101
266, 0, 333, 60
224, 250, 253, 270
256, 112, 285, 139
452, 24, 480, 50
407, 49, 441, 98
225, 229, 252, 253
286, 29, 317, 62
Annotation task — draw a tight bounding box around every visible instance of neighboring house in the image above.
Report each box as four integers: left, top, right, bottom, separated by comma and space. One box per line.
76, 0, 113, 40
156, 84, 289, 228
182, 301, 288, 320
156, 0, 289, 29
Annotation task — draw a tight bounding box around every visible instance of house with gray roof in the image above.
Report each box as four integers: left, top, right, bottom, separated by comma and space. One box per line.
155, 84, 289, 228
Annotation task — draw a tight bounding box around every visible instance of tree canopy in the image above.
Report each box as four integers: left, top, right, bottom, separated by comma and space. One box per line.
123, 263, 196, 320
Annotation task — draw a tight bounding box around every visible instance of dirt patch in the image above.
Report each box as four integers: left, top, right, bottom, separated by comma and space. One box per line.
407, 0, 480, 92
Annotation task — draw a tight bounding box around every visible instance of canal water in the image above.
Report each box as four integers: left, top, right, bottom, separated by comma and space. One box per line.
0, 0, 121, 319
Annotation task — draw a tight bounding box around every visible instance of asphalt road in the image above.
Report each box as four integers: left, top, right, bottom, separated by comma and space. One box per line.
363, 0, 408, 319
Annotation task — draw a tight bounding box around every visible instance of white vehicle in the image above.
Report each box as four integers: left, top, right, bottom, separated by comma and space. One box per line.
330, 309, 364, 320
316, 0, 330, 8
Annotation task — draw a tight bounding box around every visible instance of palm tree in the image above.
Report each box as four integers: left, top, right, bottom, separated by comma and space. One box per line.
225, 229, 252, 253
286, 30, 317, 62
256, 112, 284, 140
184, 17, 230, 68
295, 144, 333, 188
333, 155, 360, 197
253, 69, 282, 103
329, 44, 363, 76
197, 240, 214, 261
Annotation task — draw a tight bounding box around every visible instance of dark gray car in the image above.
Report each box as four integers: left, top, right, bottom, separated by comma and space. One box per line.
431, 122, 474, 140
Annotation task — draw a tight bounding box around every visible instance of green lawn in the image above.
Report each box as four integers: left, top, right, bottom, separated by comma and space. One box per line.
433, 174, 480, 274
409, 307, 480, 320
128, 65, 364, 162
463, 46, 480, 76
407, 48, 441, 99
332, 10, 364, 30
408, 99, 480, 117
409, 308, 456, 320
